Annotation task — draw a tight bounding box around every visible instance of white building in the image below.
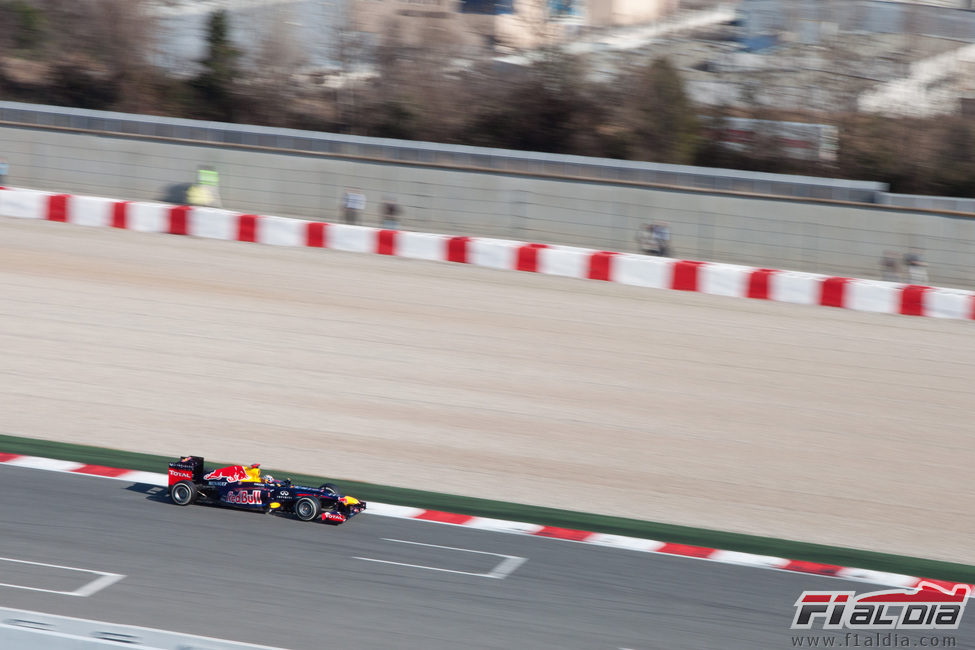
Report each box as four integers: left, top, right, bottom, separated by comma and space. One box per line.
738, 0, 975, 45
352, 0, 682, 50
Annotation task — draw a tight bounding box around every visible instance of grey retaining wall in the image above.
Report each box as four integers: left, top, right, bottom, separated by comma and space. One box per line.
1, 107, 973, 288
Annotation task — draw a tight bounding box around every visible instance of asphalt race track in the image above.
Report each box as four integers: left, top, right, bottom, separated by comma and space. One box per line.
2, 467, 971, 650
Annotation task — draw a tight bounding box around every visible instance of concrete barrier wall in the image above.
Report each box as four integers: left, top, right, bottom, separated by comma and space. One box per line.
3, 186, 972, 321
2, 124, 974, 288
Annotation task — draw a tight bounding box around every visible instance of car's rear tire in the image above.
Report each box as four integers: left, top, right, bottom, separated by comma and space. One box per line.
294, 497, 321, 521
170, 481, 198, 506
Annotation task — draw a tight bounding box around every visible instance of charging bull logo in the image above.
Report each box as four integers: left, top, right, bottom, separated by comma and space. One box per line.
792, 582, 970, 630
204, 465, 249, 483
226, 490, 263, 506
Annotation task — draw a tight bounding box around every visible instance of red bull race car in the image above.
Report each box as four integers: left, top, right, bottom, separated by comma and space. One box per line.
167, 456, 366, 524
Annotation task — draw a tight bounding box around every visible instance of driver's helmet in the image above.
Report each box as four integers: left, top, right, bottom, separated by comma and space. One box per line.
263, 474, 275, 483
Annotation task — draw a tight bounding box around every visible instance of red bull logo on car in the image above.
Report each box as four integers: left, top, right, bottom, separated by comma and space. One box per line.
204, 465, 249, 483
226, 490, 263, 505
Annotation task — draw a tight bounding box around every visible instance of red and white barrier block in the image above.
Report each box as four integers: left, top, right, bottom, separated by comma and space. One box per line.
2, 187, 973, 321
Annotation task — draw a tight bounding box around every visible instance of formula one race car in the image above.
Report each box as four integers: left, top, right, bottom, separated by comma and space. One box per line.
167, 456, 366, 524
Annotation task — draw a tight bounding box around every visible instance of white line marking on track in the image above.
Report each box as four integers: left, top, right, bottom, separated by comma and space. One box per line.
380, 538, 507, 555
353, 557, 500, 578
72, 572, 126, 597
354, 538, 527, 580
0, 557, 125, 597
489, 554, 528, 580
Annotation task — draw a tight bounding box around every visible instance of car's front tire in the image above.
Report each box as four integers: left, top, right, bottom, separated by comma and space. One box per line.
170, 480, 198, 506
294, 497, 321, 521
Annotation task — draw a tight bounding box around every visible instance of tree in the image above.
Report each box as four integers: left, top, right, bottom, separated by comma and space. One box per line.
0, 0, 46, 54
191, 9, 243, 121
836, 114, 925, 194
930, 117, 975, 198
330, 0, 370, 133
249, 4, 306, 126
464, 51, 600, 154
89, 0, 159, 112
624, 57, 700, 165
0, 0, 165, 111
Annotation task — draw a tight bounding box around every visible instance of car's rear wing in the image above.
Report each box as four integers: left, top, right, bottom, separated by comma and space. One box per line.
168, 455, 205, 486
